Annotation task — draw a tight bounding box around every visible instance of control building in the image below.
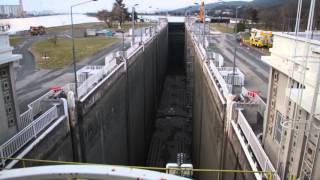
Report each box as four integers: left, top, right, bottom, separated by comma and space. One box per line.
0, 32, 21, 144
262, 32, 320, 179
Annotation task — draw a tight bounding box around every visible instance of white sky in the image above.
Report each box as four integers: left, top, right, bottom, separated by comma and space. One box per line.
1, 0, 252, 13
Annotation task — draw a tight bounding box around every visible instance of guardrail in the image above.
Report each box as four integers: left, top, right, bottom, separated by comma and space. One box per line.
17, 90, 54, 129
237, 110, 280, 179
209, 61, 230, 97
1, 106, 59, 167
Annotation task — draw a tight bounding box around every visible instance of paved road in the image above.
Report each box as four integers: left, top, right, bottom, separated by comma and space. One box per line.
15, 38, 131, 112
207, 30, 270, 99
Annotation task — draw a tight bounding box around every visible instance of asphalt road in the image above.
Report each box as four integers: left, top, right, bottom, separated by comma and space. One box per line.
207, 29, 270, 99
15, 36, 131, 112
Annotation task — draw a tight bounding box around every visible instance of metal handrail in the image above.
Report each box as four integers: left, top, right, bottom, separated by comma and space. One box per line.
17, 90, 54, 129
1, 106, 58, 167
237, 110, 279, 179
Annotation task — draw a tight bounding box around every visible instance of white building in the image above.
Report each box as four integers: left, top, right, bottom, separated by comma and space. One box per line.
0, 0, 23, 17
262, 32, 320, 180
0, 32, 21, 144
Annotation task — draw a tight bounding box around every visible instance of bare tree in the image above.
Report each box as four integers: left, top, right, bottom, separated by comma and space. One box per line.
97, 10, 113, 28
111, 0, 129, 28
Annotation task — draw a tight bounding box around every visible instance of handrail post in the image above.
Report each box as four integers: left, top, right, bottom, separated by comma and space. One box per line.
0, 147, 5, 167
32, 124, 37, 138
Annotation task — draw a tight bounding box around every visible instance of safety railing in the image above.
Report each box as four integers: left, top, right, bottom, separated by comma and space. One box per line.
217, 67, 245, 86
237, 110, 280, 179
77, 68, 104, 98
209, 60, 230, 97
1, 106, 59, 167
17, 90, 54, 129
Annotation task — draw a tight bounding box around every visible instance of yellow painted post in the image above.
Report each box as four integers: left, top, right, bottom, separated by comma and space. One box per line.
267, 171, 273, 180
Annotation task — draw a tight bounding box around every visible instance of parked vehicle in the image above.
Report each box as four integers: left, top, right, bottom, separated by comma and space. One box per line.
249, 28, 273, 48
85, 29, 97, 37
29, 26, 46, 36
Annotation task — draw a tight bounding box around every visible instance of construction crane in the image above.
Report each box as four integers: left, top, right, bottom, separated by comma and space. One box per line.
199, 0, 205, 23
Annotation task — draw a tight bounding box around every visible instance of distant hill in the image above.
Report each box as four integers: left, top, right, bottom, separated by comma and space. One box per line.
170, 0, 289, 14
250, 0, 288, 7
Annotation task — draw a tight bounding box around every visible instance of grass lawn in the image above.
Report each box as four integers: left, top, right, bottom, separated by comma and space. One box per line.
9, 36, 24, 47
47, 22, 151, 33
31, 37, 119, 69
211, 23, 235, 33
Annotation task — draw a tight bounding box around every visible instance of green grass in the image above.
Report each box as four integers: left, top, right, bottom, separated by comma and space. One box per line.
31, 37, 119, 69
210, 23, 235, 33
9, 36, 24, 47
47, 22, 151, 33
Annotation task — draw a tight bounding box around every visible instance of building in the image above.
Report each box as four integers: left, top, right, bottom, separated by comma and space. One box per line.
0, 0, 23, 17
262, 32, 320, 180
0, 32, 21, 144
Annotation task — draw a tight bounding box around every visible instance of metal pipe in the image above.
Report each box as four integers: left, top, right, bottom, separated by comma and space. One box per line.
132, 7, 135, 45
70, 7, 78, 98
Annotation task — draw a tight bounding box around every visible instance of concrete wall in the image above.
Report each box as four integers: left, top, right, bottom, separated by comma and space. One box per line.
77, 26, 168, 166
185, 26, 256, 180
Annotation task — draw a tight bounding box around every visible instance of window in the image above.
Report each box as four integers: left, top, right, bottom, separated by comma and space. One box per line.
274, 111, 283, 143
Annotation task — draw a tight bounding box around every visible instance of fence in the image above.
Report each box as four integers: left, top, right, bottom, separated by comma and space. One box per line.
1, 106, 59, 167
217, 67, 245, 86
209, 60, 230, 97
17, 90, 54, 129
236, 110, 280, 180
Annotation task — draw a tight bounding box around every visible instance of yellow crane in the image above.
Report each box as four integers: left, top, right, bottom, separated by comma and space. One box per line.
199, 0, 205, 23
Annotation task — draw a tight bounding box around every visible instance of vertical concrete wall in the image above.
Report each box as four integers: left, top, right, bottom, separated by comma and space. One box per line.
186, 26, 256, 180
77, 26, 168, 166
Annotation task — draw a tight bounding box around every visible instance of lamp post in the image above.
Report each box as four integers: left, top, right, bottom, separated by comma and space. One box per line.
132, 4, 139, 45
70, 0, 97, 98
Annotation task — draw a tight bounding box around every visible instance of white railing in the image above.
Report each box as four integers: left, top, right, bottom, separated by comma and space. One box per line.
18, 109, 33, 130
77, 68, 104, 98
217, 67, 245, 86
17, 90, 54, 129
237, 110, 279, 179
1, 106, 59, 167
209, 60, 230, 97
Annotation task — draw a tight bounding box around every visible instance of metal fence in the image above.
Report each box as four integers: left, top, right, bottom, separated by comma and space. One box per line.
237, 110, 280, 179
17, 90, 54, 129
1, 106, 59, 167
209, 60, 230, 97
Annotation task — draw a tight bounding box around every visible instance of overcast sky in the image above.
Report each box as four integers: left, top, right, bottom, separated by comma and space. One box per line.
1, 0, 251, 13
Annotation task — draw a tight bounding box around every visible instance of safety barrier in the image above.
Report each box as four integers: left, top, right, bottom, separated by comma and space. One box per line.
217, 67, 245, 86
236, 110, 280, 180
1, 106, 59, 167
17, 90, 54, 129
209, 60, 230, 97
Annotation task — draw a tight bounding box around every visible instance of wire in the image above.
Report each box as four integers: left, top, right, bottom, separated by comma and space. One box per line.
0, 157, 276, 175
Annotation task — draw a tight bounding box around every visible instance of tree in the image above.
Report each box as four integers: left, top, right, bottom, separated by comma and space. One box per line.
97, 10, 112, 28
111, 0, 129, 27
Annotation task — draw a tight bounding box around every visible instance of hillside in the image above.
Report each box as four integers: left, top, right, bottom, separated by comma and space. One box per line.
171, 0, 289, 14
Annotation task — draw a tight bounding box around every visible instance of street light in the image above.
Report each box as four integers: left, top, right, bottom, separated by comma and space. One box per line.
132, 4, 139, 45
70, 0, 98, 98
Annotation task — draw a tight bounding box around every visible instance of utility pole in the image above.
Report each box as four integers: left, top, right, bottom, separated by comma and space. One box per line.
231, 6, 241, 94
132, 7, 135, 45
